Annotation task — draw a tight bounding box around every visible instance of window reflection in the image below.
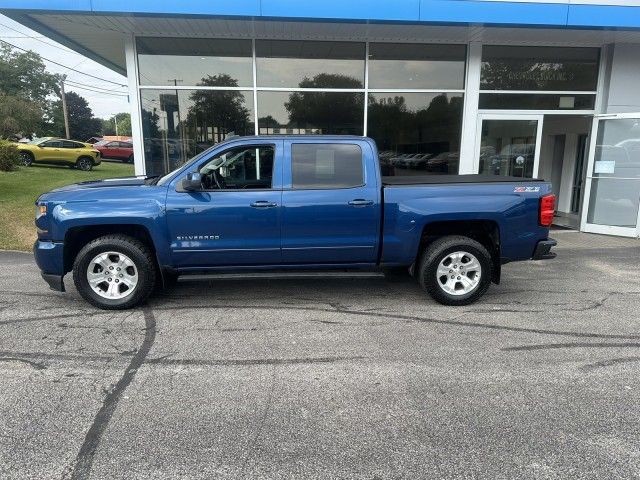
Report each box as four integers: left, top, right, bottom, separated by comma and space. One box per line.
367, 93, 463, 176
256, 40, 365, 88
137, 38, 253, 87
481, 46, 599, 91
258, 89, 364, 135
141, 89, 254, 175
479, 93, 595, 110
368, 43, 466, 90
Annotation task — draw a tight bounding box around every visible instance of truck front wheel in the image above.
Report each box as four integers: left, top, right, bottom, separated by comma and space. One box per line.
418, 235, 492, 306
72, 235, 157, 310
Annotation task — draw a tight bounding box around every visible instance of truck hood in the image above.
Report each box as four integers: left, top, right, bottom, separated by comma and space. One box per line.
48, 176, 150, 193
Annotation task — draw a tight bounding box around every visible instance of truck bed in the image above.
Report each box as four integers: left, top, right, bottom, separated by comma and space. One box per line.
382, 174, 545, 186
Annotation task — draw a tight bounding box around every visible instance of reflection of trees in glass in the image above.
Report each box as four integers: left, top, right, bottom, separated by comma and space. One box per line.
367, 93, 463, 153
480, 59, 598, 91
185, 74, 252, 144
284, 74, 363, 133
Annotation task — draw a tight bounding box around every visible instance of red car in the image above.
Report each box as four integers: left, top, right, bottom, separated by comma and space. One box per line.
95, 140, 134, 163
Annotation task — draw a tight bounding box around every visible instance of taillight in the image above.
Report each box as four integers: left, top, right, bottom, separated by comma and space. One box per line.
539, 194, 556, 227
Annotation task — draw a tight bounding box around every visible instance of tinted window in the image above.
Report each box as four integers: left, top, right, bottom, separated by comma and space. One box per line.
119, 142, 133, 148
481, 46, 599, 91
137, 37, 253, 87
479, 93, 596, 110
367, 93, 463, 176
198, 145, 274, 190
256, 40, 365, 88
291, 143, 363, 189
140, 89, 255, 175
62, 141, 78, 148
368, 43, 466, 89
257, 91, 364, 136
41, 140, 62, 148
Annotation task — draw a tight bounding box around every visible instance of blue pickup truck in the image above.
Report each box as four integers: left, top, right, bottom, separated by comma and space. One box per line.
34, 135, 556, 309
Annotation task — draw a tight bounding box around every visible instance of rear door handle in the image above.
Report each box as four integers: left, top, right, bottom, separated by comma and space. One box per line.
250, 201, 278, 208
348, 199, 374, 207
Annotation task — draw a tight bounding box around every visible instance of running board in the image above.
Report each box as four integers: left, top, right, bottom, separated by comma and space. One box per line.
177, 271, 385, 282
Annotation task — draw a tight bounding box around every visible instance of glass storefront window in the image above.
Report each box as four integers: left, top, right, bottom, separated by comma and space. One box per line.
140, 89, 254, 175
255, 40, 365, 88
257, 91, 364, 135
367, 93, 463, 176
368, 43, 466, 90
587, 118, 640, 228
137, 38, 253, 87
477, 119, 539, 178
481, 46, 599, 91
479, 93, 595, 110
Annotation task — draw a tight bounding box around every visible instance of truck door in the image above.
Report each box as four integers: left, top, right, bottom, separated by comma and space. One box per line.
165, 140, 283, 267
281, 140, 380, 264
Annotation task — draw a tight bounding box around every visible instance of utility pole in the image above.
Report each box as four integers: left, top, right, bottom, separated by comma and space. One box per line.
60, 75, 70, 139
114, 114, 119, 137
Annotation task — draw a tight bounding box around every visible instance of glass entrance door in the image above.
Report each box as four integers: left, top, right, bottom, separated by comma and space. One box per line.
475, 114, 544, 178
582, 114, 640, 237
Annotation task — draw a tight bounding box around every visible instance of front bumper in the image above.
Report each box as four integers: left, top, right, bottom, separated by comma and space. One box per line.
33, 240, 66, 291
532, 238, 557, 260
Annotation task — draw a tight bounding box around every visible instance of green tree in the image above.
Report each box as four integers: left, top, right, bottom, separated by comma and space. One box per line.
101, 112, 132, 136
50, 91, 101, 141
0, 45, 60, 138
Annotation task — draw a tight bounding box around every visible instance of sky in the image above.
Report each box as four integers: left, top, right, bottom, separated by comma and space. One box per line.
0, 14, 129, 119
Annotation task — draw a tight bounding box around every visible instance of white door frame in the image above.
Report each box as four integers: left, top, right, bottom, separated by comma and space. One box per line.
474, 113, 545, 178
580, 113, 640, 238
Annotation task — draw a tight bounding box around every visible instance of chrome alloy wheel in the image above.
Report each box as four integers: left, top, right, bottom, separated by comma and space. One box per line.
86, 251, 138, 300
436, 251, 482, 296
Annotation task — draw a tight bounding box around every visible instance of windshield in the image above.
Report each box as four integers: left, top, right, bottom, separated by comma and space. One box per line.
155, 145, 219, 186
28, 137, 49, 145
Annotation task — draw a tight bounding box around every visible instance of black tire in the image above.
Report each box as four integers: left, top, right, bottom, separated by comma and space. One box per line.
418, 235, 492, 306
20, 151, 33, 167
126, 155, 134, 164
72, 235, 157, 310
76, 156, 93, 171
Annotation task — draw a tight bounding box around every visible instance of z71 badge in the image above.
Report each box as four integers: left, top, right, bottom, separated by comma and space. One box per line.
514, 186, 540, 193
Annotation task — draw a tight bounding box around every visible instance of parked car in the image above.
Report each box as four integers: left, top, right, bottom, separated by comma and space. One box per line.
94, 140, 134, 163
34, 135, 556, 310
17, 137, 101, 171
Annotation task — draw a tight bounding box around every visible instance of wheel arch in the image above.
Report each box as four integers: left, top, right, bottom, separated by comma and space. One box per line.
415, 220, 501, 284
63, 224, 159, 277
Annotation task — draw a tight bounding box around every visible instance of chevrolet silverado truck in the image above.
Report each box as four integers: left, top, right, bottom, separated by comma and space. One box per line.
33, 136, 557, 310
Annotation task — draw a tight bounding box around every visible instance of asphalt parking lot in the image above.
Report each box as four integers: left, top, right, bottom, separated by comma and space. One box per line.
1, 231, 639, 479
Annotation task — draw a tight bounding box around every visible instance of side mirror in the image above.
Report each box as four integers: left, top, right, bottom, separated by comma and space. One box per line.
182, 172, 202, 191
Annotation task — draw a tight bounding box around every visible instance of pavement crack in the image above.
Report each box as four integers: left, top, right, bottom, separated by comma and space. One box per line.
62, 308, 157, 480
580, 356, 640, 371
503, 342, 640, 351
0, 357, 47, 370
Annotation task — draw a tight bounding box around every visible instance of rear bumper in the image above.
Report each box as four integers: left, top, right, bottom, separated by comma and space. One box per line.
33, 240, 66, 291
532, 238, 557, 260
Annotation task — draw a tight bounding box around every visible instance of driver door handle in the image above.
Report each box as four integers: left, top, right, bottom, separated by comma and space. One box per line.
250, 201, 278, 208
348, 199, 374, 207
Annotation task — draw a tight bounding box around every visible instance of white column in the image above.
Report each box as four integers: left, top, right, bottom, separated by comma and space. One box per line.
458, 42, 482, 174
124, 34, 145, 176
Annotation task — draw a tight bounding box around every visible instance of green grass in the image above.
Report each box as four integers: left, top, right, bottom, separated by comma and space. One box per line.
0, 161, 135, 251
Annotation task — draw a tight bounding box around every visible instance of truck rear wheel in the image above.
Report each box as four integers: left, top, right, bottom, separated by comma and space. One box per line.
418, 235, 492, 306
72, 235, 156, 310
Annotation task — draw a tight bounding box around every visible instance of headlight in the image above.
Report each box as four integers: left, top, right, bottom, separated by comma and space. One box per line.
35, 203, 47, 219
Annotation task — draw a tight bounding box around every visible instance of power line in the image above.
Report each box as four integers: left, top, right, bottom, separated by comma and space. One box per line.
64, 82, 129, 97
0, 38, 127, 87
65, 78, 127, 94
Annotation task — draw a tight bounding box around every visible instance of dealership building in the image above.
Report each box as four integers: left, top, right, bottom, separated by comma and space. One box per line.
2, 0, 640, 237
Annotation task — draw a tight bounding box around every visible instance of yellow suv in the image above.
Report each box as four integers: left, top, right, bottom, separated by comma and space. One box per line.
17, 137, 101, 171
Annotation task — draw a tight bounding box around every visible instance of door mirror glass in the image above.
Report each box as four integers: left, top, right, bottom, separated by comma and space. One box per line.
182, 172, 203, 191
